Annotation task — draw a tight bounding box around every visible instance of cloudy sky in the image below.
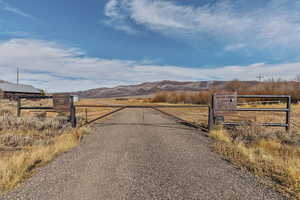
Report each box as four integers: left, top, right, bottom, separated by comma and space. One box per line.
0, 0, 300, 92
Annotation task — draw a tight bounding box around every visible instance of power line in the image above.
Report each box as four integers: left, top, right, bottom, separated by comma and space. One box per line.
17, 67, 19, 85
256, 74, 264, 82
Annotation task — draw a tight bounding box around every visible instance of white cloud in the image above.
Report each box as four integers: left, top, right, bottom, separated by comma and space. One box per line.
0, 39, 299, 92
225, 43, 246, 51
103, 0, 138, 34
0, 0, 34, 19
103, 0, 300, 50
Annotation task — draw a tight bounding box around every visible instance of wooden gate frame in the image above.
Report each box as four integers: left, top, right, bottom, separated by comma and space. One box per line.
211, 95, 292, 131
16, 95, 77, 128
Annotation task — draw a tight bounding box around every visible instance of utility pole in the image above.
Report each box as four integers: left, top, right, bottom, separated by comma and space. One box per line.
256, 73, 264, 82
17, 67, 19, 85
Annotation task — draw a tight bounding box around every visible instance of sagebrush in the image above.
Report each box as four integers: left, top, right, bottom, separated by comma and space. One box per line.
0, 100, 91, 194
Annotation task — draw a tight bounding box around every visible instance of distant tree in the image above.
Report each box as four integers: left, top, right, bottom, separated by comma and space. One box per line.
40, 89, 46, 96
224, 79, 249, 92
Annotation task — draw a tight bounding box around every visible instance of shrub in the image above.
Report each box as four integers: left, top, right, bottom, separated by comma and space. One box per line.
152, 91, 212, 104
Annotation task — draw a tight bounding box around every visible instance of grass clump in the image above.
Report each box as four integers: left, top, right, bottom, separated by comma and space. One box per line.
0, 126, 91, 194
210, 125, 300, 199
0, 100, 92, 194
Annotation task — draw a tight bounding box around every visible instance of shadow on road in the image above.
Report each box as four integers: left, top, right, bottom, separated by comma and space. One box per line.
93, 122, 197, 131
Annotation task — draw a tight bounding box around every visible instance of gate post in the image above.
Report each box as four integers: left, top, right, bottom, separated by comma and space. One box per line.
17, 96, 21, 117
208, 105, 214, 132
286, 96, 291, 132
70, 96, 77, 128
85, 108, 88, 123
211, 94, 215, 126
208, 94, 215, 132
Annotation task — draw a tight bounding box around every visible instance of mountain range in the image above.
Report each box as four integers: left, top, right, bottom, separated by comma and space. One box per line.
69, 80, 257, 98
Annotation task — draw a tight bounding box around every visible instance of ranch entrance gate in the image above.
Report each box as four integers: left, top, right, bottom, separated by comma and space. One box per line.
15, 94, 292, 132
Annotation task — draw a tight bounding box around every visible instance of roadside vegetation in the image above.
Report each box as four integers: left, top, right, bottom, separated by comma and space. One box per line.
152, 91, 212, 104
0, 99, 91, 194
210, 126, 300, 199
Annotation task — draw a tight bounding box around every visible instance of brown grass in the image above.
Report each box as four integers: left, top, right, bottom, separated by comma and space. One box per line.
211, 126, 300, 199
0, 99, 92, 194
0, 128, 89, 193
152, 91, 211, 104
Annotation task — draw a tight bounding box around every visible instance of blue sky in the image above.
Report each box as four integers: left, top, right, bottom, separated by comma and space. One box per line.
0, 0, 300, 92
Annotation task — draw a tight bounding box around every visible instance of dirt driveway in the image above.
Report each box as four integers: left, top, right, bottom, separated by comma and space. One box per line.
3, 108, 286, 200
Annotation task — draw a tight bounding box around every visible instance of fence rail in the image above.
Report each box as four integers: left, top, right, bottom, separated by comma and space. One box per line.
223, 122, 289, 127
238, 100, 281, 105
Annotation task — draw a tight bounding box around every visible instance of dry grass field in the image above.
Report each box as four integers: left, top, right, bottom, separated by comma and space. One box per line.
211, 126, 300, 199
0, 99, 93, 194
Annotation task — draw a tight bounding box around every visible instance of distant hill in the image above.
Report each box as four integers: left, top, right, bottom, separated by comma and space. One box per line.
69, 80, 258, 98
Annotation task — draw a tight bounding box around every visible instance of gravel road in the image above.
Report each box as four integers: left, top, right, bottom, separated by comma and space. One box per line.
2, 108, 286, 200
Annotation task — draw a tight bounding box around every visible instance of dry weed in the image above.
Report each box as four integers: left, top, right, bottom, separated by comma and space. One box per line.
0, 128, 91, 194
0, 99, 92, 194
211, 126, 300, 199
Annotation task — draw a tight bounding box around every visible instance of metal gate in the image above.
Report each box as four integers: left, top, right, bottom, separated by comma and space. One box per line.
75, 105, 211, 132
211, 94, 291, 131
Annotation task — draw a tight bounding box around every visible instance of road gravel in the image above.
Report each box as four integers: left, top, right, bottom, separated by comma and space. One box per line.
2, 108, 286, 200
